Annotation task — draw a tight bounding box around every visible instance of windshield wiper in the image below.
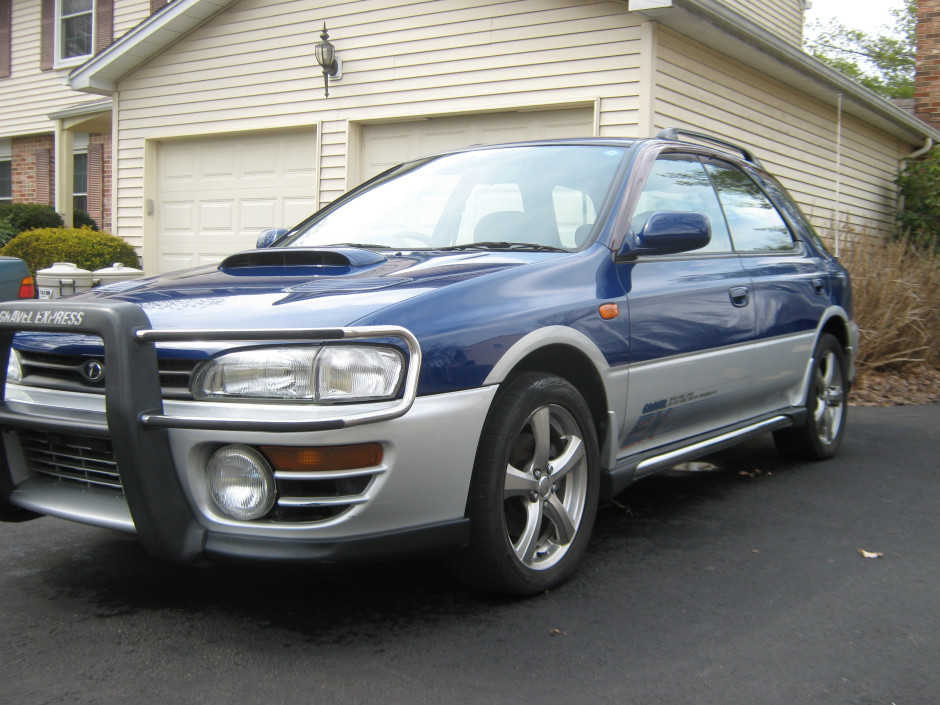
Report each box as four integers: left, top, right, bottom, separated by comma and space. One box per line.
438, 241, 568, 253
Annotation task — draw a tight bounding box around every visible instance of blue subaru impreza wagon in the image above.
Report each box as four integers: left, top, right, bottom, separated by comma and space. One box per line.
0, 129, 856, 594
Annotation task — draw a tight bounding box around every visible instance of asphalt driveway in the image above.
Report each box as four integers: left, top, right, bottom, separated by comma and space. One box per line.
1, 403, 938, 705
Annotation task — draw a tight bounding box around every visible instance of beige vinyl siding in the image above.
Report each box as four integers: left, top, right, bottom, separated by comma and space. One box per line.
0, 0, 150, 139
653, 29, 906, 237
113, 0, 151, 39
721, 0, 804, 46
114, 0, 646, 259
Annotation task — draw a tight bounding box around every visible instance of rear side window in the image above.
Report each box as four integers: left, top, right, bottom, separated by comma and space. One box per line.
630, 156, 733, 253
704, 162, 795, 252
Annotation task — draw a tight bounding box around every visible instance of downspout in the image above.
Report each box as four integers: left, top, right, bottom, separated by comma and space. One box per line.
834, 94, 842, 257
907, 137, 934, 160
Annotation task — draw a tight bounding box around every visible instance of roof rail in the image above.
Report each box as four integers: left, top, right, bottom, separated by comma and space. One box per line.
655, 128, 763, 168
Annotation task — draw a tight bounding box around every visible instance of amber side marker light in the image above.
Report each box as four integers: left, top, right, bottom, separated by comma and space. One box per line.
599, 303, 619, 320
261, 443, 383, 472
18, 276, 36, 300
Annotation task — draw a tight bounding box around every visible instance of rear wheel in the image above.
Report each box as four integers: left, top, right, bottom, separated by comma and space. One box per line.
774, 333, 848, 460
453, 373, 599, 595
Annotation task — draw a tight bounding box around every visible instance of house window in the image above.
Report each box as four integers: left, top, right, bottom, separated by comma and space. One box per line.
73, 151, 88, 214
58, 0, 94, 63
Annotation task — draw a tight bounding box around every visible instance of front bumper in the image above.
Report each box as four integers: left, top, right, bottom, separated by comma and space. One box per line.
0, 301, 494, 563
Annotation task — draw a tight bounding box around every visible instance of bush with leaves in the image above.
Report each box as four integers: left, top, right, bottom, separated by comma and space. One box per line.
0, 227, 139, 275
73, 209, 99, 231
0, 203, 64, 247
896, 148, 940, 250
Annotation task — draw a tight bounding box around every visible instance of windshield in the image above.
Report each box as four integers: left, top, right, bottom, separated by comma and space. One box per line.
280, 145, 629, 252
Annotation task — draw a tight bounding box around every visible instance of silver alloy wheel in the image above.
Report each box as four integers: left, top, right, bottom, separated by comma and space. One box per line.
502, 403, 589, 571
813, 349, 845, 446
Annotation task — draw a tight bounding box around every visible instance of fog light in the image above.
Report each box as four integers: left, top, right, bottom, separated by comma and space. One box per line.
207, 445, 276, 521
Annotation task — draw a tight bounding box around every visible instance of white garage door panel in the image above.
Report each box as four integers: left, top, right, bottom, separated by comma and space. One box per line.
360, 108, 594, 181
157, 131, 317, 273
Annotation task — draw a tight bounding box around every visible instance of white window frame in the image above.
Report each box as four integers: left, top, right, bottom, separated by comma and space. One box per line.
55, 0, 95, 68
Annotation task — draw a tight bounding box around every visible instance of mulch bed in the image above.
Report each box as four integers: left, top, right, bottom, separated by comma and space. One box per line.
850, 364, 940, 407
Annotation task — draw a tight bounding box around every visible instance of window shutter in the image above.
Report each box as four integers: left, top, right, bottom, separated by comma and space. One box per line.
0, 0, 11, 79
34, 149, 52, 205
87, 143, 104, 228
150, 0, 168, 14
40, 0, 54, 71
95, 0, 113, 53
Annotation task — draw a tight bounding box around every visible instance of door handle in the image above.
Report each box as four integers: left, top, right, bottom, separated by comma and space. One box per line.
729, 286, 749, 307
812, 278, 827, 295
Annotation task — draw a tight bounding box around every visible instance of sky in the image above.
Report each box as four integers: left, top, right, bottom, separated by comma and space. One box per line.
803, 0, 904, 35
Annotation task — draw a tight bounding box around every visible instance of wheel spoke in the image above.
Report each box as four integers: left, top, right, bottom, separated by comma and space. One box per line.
530, 406, 552, 472
820, 352, 835, 386
513, 499, 544, 563
504, 466, 538, 497
819, 405, 833, 442
543, 493, 576, 546
548, 435, 584, 483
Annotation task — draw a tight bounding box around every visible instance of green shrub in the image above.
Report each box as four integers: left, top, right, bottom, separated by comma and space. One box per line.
896, 147, 940, 250
73, 209, 99, 231
0, 203, 64, 246
0, 227, 139, 275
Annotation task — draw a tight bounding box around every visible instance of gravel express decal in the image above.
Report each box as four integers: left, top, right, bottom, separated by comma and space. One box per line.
622, 389, 720, 448
0, 309, 86, 326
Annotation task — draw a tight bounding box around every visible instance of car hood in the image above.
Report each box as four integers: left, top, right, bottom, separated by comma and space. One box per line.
17, 248, 561, 350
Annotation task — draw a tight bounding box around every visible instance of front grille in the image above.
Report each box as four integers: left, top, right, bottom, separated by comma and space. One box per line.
18, 429, 122, 491
16, 350, 199, 399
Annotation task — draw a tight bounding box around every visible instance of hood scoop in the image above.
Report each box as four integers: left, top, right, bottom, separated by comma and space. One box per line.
219, 247, 388, 272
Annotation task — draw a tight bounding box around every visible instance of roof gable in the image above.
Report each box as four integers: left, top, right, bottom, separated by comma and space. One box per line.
67, 0, 939, 143
69, 0, 238, 94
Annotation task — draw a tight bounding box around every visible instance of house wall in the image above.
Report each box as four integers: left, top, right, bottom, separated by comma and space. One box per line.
653, 27, 908, 238
112, 0, 648, 256
720, 0, 804, 47
1, 0, 148, 139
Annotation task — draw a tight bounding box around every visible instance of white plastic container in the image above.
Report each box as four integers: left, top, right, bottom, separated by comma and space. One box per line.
92, 262, 144, 288
35, 262, 94, 300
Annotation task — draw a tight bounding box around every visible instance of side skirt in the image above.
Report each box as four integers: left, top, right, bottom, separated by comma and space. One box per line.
600, 407, 806, 499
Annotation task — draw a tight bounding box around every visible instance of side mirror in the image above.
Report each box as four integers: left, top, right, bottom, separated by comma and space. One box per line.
620, 212, 710, 259
256, 228, 289, 249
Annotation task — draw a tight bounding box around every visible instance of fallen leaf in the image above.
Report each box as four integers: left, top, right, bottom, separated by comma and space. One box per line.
859, 549, 883, 559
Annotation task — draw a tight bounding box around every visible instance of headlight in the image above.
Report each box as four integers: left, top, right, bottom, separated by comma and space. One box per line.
191, 345, 405, 402
6, 350, 22, 384
316, 346, 404, 402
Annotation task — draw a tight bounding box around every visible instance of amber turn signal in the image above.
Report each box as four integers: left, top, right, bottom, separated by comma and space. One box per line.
599, 303, 619, 320
261, 443, 383, 471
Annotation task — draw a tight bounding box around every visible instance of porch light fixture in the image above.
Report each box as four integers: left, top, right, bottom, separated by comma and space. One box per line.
315, 23, 343, 97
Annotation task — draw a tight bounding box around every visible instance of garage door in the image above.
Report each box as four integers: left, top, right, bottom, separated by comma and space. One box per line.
360, 108, 594, 182
157, 131, 319, 273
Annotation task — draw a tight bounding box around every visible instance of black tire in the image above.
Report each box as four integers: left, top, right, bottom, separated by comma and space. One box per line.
452, 372, 600, 595
773, 333, 848, 461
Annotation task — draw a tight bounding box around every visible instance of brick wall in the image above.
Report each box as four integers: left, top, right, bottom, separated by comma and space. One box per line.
11, 135, 54, 205
9, 132, 112, 232
916, 0, 940, 126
